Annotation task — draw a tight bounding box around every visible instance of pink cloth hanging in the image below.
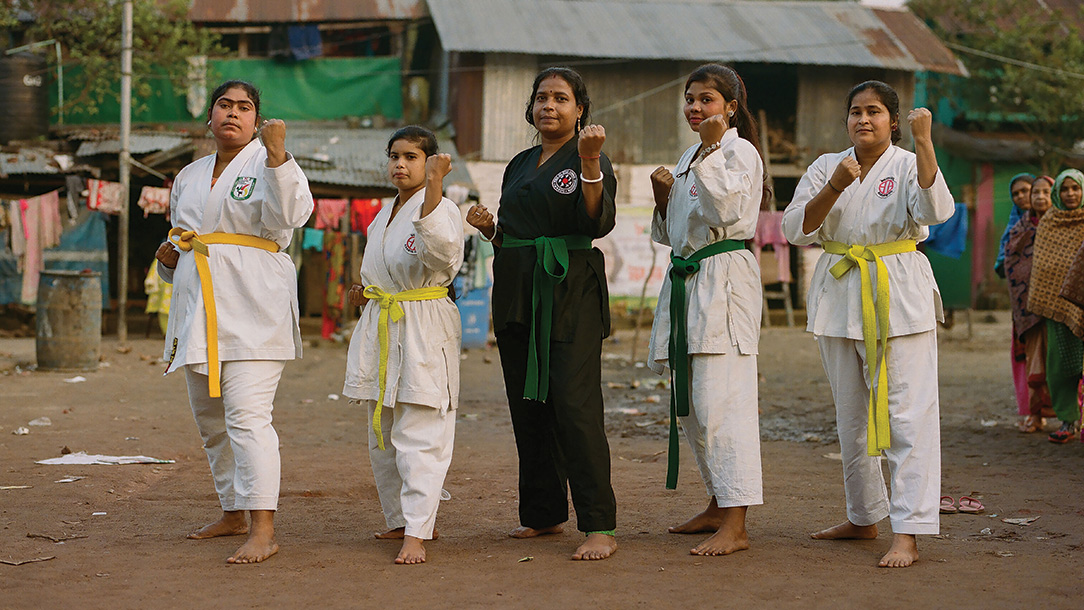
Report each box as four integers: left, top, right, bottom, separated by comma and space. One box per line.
17, 190, 63, 304
314, 198, 348, 230
753, 210, 791, 284
87, 179, 125, 215
137, 186, 170, 217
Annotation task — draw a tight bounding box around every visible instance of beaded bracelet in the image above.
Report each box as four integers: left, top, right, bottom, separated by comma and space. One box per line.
699, 140, 722, 159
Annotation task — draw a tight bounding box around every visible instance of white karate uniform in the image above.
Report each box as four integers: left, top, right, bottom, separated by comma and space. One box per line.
160, 139, 314, 512
782, 145, 954, 535
647, 128, 763, 506
343, 188, 464, 539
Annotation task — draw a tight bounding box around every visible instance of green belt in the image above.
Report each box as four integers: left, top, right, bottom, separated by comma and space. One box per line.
502, 234, 594, 402
666, 239, 745, 489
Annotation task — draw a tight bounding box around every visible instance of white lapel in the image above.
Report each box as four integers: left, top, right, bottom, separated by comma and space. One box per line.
201, 139, 263, 233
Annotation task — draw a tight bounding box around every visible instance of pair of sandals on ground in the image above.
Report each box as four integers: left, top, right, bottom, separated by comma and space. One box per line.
939, 496, 985, 514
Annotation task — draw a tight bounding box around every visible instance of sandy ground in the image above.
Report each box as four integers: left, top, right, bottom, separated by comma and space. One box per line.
0, 311, 1082, 608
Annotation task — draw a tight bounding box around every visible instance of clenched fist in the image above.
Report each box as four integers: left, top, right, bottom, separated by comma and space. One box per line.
698, 114, 728, 148
347, 283, 369, 308
829, 156, 861, 193
426, 153, 452, 182
155, 241, 179, 269
577, 124, 606, 158
649, 166, 674, 213
466, 203, 496, 240
907, 108, 933, 143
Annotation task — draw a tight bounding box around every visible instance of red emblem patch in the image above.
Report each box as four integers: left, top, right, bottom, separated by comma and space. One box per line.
690, 184, 698, 198
404, 233, 417, 254
877, 177, 896, 198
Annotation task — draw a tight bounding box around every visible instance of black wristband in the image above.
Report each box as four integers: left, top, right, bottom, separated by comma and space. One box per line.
827, 180, 843, 193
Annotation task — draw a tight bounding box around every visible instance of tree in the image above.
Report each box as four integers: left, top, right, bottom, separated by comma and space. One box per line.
911, 0, 1084, 172
1, 0, 225, 119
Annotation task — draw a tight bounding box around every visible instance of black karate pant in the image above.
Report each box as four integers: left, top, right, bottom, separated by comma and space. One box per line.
496, 321, 617, 533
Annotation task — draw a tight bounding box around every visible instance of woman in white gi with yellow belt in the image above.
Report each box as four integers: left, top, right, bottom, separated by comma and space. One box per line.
781, 81, 954, 568
343, 126, 464, 565
155, 80, 314, 564
647, 64, 767, 557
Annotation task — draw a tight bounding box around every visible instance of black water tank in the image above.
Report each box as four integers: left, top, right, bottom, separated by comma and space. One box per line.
0, 53, 50, 144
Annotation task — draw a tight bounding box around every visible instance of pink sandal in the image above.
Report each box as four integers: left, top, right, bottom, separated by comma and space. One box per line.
939, 496, 957, 514
957, 496, 984, 514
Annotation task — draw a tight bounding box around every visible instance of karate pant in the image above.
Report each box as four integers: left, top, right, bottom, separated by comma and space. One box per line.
497, 322, 617, 533
368, 401, 455, 540
185, 360, 284, 512
683, 352, 763, 507
816, 332, 940, 535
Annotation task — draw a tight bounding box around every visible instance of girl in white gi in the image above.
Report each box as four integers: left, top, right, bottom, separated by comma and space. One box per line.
781, 81, 954, 568
155, 80, 314, 564
342, 126, 464, 565
647, 64, 767, 557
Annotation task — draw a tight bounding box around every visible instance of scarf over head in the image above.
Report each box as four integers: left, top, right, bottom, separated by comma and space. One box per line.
1029, 170, 1084, 338
996, 172, 1035, 273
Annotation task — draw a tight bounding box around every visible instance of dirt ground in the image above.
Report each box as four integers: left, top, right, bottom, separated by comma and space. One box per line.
1, 311, 1082, 608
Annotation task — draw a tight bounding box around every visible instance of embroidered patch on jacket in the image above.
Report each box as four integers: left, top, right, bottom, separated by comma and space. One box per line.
552, 169, 578, 195
689, 184, 698, 198
231, 176, 257, 200
404, 233, 417, 255
877, 177, 896, 198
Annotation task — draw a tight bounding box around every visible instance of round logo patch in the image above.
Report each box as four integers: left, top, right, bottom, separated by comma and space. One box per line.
552, 169, 578, 195
877, 177, 896, 198
404, 233, 417, 255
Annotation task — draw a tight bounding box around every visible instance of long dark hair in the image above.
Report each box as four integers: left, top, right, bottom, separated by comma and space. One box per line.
524, 67, 591, 132
207, 80, 262, 122
386, 125, 439, 157
845, 80, 901, 144
685, 64, 771, 207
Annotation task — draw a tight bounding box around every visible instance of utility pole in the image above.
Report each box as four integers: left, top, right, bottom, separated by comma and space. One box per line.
117, 0, 132, 342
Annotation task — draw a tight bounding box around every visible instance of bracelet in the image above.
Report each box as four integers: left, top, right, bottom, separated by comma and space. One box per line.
578, 154, 600, 159
580, 172, 604, 184
478, 227, 498, 242
827, 180, 843, 193
699, 141, 722, 159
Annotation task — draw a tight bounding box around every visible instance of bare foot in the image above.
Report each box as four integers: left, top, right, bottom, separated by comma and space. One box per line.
509, 525, 562, 538
669, 497, 724, 534
227, 510, 278, 564
878, 534, 919, 568
187, 511, 248, 539
395, 536, 426, 565
691, 506, 750, 556
572, 533, 617, 561
376, 527, 439, 540
810, 520, 879, 540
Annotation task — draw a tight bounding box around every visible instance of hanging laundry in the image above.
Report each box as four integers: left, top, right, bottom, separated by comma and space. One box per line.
351, 198, 382, 235
16, 190, 63, 304
65, 175, 84, 220
87, 179, 125, 215
321, 231, 347, 339
287, 25, 323, 60
302, 227, 325, 251
753, 210, 792, 284
315, 198, 348, 230
137, 185, 171, 217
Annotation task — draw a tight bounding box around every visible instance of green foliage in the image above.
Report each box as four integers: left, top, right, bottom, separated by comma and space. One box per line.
911, 0, 1084, 170
1, 0, 225, 118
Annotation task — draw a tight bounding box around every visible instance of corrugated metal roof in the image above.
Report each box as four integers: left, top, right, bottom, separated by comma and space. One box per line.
187, 0, 428, 23
0, 148, 63, 176
286, 126, 475, 192
74, 134, 190, 157
428, 0, 965, 75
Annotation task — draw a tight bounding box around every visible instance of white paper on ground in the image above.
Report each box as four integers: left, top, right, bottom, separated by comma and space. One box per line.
36, 451, 175, 465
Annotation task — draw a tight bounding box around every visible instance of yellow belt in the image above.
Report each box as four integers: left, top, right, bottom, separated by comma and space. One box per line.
822, 240, 916, 456
363, 285, 450, 450
168, 227, 280, 398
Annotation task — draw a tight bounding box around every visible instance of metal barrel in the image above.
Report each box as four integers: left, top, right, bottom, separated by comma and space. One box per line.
35, 270, 103, 371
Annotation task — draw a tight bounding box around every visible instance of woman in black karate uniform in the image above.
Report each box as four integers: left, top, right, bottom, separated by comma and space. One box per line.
466, 66, 618, 561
